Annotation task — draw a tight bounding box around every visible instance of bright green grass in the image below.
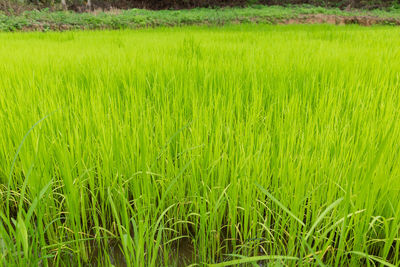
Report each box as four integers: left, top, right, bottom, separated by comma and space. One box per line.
1, 24, 400, 266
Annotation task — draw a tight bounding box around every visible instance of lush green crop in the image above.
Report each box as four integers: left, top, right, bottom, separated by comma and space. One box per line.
1, 24, 400, 266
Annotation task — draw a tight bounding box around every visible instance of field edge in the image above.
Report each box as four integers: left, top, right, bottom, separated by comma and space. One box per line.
2, 6, 400, 32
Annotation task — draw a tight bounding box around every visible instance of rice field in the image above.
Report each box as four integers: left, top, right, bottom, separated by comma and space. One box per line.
1, 24, 400, 266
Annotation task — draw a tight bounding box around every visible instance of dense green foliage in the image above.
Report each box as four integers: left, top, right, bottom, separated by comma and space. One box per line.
1, 0, 400, 11
1, 24, 400, 266
1, 5, 400, 31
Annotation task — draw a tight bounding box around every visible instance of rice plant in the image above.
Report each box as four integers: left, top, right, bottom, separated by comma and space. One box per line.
1, 24, 400, 266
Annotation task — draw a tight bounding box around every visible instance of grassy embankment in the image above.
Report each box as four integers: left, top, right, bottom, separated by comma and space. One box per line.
2, 5, 400, 31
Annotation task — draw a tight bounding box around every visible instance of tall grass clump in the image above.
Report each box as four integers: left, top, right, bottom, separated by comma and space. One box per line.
1, 24, 400, 266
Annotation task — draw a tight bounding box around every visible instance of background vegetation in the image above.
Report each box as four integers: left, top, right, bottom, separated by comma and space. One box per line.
1, 0, 400, 14
2, 5, 400, 31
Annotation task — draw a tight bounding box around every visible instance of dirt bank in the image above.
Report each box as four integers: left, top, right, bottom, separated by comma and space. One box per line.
280, 14, 400, 26
13, 13, 400, 32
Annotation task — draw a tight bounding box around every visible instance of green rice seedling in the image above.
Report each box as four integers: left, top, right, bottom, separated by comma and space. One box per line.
0, 24, 400, 266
